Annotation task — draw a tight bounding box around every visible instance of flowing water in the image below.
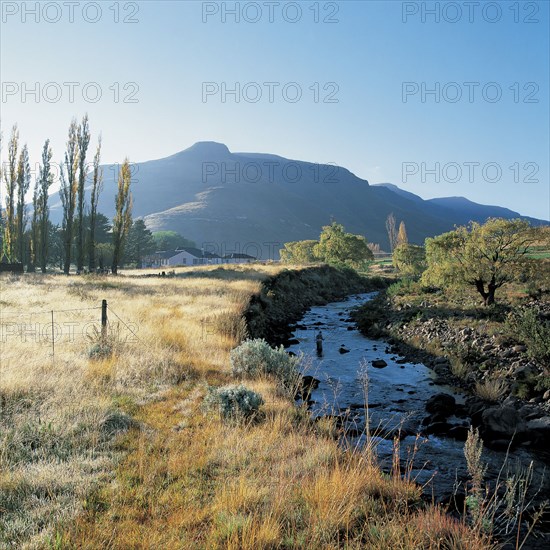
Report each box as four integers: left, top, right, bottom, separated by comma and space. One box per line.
287, 293, 548, 502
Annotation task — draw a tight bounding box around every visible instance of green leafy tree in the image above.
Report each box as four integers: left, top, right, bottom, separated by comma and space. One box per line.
48, 223, 64, 269
60, 119, 79, 274
151, 230, 195, 251
422, 218, 535, 305
96, 242, 114, 270
314, 222, 373, 268
124, 219, 155, 267
76, 114, 90, 273
393, 243, 426, 277
111, 158, 133, 274
280, 240, 318, 263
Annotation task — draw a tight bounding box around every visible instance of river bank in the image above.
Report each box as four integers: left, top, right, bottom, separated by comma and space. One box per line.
283, 292, 550, 548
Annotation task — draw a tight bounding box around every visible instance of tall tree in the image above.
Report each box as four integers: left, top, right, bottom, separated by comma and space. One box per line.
60, 119, 79, 274
37, 140, 53, 273
422, 218, 535, 305
313, 221, 373, 268
111, 158, 133, 274
2, 125, 19, 261
15, 144, 31, 264
280, 240, 319, 263
397, 221, 408, 246
30, 175, 40, 271
151, 230, 195, 251
76, 114, 90, 273
125, 219, 154, 267
88, 136, 103, 271
393, 243, 425, 277
385, 212, 397, 253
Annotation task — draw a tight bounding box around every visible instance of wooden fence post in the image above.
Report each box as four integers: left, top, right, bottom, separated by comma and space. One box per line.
101, 299, 108, 340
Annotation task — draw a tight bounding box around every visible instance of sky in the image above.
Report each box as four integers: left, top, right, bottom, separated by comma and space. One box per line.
1, 0, 549, 220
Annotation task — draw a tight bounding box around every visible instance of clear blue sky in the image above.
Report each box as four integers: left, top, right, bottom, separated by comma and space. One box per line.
1, 0, 549, 220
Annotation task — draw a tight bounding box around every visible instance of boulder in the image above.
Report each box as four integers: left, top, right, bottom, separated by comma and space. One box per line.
295, 375, 320, 400
524, 416, 550, 448
371, 359, 388, 368
339, 346, 350, 354
513, 364, 537, 380
480, 405, 526, 443
448, 425, 469, 441
426, 393, 456, 417
425, 421, 451, 435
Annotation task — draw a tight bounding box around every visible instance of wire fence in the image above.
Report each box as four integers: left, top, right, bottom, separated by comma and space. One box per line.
0, 300, 140, 364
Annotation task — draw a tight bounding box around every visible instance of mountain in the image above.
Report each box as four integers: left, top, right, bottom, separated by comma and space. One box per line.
426, 196, 543, 226
48, 142, 547, 257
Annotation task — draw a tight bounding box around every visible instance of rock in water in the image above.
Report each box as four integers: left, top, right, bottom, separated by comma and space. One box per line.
425, 393, 456, 417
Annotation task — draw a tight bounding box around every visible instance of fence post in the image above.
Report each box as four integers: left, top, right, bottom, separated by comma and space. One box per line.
51, 310, 55, 362
101, 299, 108, 340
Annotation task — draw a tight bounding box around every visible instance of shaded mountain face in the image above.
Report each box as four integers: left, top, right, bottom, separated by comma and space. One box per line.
48, 142, 546, 258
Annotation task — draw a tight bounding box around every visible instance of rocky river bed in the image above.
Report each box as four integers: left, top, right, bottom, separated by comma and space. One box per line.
286, 293, 550, 545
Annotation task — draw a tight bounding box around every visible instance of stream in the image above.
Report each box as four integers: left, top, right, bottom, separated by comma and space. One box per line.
286, 293, 549, 506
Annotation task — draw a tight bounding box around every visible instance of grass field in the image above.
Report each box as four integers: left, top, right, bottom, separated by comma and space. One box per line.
1, 265, 495, 549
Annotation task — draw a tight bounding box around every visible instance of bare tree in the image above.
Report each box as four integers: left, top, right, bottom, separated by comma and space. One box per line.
15, 144, 31, 264
37, 140, 54, 273
111, 158, 133, 275
2, 125, 19, 261
60, 119, 79, 275
88, 136, 103, 271
76, 114, 90, 273
385, 212, 397, 252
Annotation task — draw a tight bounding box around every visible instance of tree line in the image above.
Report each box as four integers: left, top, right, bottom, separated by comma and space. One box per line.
281, 216, 545, 306
0, 117, 137, 274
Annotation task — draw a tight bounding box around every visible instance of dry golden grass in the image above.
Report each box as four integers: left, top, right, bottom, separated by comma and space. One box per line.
1, 266, 497, 549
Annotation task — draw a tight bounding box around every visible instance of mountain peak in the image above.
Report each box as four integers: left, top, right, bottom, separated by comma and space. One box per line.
185, 141, 230, 155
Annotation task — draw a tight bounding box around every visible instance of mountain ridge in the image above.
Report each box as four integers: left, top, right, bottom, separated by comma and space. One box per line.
46, 142, 547, 257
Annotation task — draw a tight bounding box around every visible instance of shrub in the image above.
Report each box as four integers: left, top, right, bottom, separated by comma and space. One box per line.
505, 307, 550, 364
203, 384, 264, 421
230, 339, 301, 393
475, 378, 507, 402
386, 278, 419, 297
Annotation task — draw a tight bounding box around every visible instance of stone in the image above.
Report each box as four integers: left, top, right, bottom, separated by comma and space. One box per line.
339, 346, 350, 354
481, 406, 526, 442
448, 425, 469, 441
425, 421, 450, 435
513, 364, 537, 380
371, 359, 388, 368
513, 344, 527, 353
295, 375, 320, 400
426, 393, 456, 417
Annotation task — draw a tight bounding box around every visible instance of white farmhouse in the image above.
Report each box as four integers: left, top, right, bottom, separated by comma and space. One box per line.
146, 248, 222, 267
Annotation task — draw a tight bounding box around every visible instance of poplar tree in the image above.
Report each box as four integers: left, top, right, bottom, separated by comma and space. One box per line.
111, 158, 133, 274
60, 119, 79, 274
76, 114, 90, 273
385, 212, 397, 253
15, 144, 31, 264
2, 125, 19, 261
397, 221, 408, 246
37, 140, 54, 272
88, 136, 103, 271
